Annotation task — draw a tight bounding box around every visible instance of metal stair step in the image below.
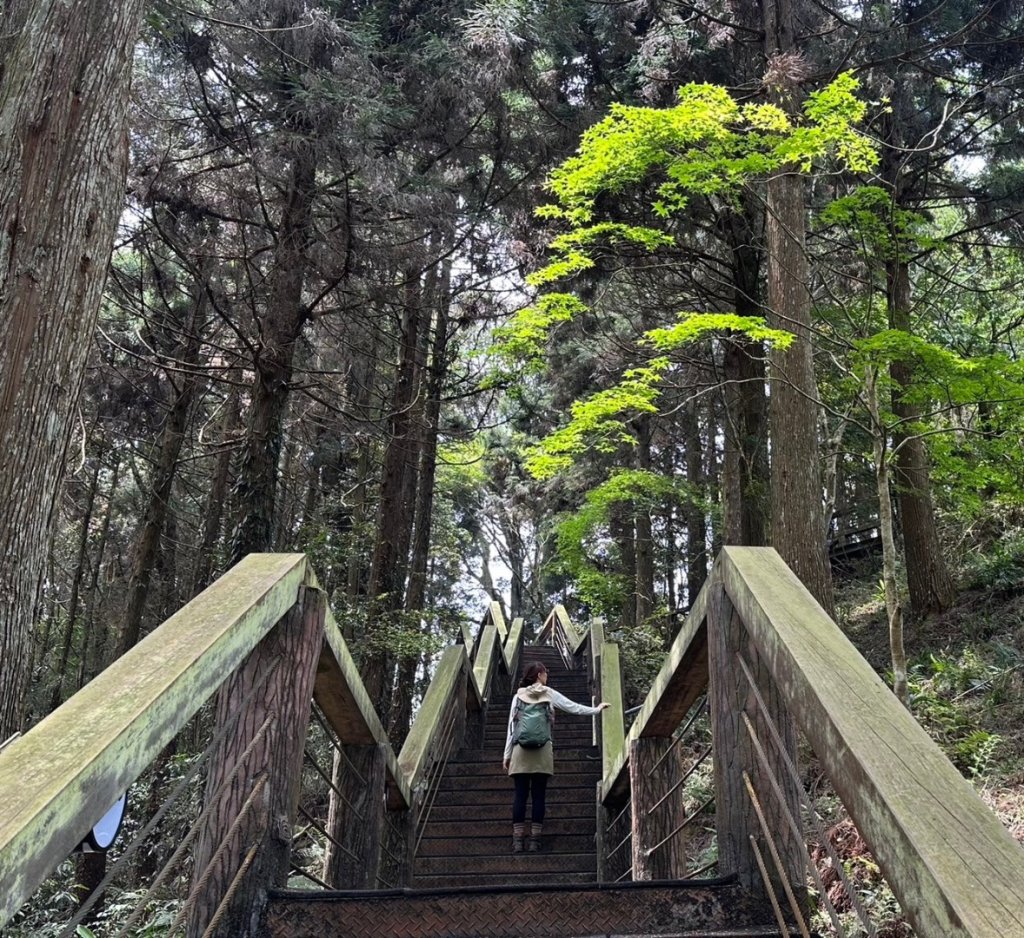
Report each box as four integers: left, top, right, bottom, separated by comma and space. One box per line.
264, 880, 789, 937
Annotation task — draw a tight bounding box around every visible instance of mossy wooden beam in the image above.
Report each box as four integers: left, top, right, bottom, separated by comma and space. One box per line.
599, 582, 710, 804
472, 624, 499, 702
460, 621, 476, 660
720, 546, 1024, 938
397, 647, 466, 797
599, 643, 625, 783
502, 617, 524, 678
487, 601, 508, 640
309, 591, 410, 811
555, 604, 586, 654
0, 553, 308, 928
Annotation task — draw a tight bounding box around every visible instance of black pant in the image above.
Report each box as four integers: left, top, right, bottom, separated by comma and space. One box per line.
512, 773, 549, 824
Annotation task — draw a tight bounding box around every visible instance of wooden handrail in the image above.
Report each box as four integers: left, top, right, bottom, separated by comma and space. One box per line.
397, 646, 467, 796
600, 581, 710, 803
598, 546, 1024, 937
0, 553, 518, 927
0, 554, 309, 927
720, 547, 1024, 938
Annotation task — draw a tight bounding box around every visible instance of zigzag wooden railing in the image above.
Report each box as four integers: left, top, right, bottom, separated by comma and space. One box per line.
0, 555, 524, 937
596, 546, 1024, 938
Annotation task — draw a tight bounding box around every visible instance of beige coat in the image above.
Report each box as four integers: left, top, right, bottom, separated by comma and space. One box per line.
503, 683, 602, 776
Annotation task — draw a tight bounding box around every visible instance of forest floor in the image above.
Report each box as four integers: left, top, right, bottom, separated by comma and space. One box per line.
836, 548, 1024, 846
816, 541, 1024, 935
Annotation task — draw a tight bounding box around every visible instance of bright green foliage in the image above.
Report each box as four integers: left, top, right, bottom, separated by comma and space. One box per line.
524, 313, 793, 480
645, 312, 794, 352
553, 470, 703, 617
538, 72, 875, 239
819, 186, 939, 260
491, 293, 588, 368
524, 360, 669, 479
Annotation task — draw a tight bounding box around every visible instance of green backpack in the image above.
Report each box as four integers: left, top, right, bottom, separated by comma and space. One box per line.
514, 700, 552, 749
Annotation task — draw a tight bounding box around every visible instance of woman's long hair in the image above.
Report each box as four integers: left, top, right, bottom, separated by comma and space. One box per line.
520, 660, 547, 687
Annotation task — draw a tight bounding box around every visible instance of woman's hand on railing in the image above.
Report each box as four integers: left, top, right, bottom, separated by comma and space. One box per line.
597, 702, 611, 711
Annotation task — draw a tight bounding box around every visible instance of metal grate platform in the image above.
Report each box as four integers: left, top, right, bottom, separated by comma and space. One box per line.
263, 879, 786, 938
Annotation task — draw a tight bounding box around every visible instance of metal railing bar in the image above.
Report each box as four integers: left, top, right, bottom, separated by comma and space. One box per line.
682, 857, 719, 880
647, 794, 715, 857
735, 653, 875, 937
288, 864, 332, 890
379, 843, 402, 865
750, 834, 793, 938
741, 771, 811, 938
606, 829, 634, 861
740, 712, 849, 938
62, 710, 277, 938
304, 747, 364, 821
614, 864, 633, 883
647, 744, 713, 815
376, 874, 397, 889
647, 696, 708, 778
413, 707, 459, 855
310, 705, 370, 788
608, 800, 632, 831
198, 840, 260, 938
296, 805, 353, 859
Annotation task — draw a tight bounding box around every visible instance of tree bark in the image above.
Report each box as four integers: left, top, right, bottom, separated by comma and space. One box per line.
887, 259, 956, 615
0, 0, 145, 739
761, 0, 835, 615
721, 200, 770, 547
866, 367, 908, 704
49, 452, 102, 711
116, 284, 206, 657
230, 140, 317, 563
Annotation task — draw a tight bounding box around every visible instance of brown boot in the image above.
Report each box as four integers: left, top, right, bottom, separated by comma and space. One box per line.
527, 822, 542, 852
512, 823, 525, 854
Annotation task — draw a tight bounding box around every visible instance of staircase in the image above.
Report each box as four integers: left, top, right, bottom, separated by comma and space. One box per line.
415, 645, 600, 887
264, 645, 789, 937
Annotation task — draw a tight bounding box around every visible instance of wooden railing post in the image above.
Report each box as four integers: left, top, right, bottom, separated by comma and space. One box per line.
707, 579, 804, 906
323, 742, 387, 888
629, 736, 687, 879
186, 585, 325, 938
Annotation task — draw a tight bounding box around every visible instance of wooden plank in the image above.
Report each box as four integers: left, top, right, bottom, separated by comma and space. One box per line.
313, 598, 410, 810
398, 647, 465, 793
0, 552, 307, 928
487, 601, 508, 640
555, 604, 585, 654
472, 624, 499, 702
599, 643, 625, 783
186, 585, 324, 934
599, 583, 710, 804
720, 546, 1024, 938
502, 617, 524, 679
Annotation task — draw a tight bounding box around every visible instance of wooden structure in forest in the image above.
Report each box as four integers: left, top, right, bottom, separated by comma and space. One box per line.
1, 548, 1023, 937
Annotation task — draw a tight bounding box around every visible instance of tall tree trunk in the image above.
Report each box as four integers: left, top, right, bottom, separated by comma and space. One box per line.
78, 455, 120, 688
50, 452, 103, 711
887, 259, 956, 616
634, 418, 655, 627
721, 201, 770, 546
390, 275, 450, 742
362, 270, 426, 709
116, 289, 206, 657
190, 382, 240, 597
230, 142, 317, 563
865, 366, 908, 704
0, 0, 145, 739
681, 402, 708, 606
761, 0, 835, 615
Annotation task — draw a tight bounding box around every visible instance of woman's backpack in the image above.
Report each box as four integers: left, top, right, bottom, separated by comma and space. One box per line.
513, 700, 552, 748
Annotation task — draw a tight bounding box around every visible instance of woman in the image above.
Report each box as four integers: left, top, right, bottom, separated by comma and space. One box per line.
502, 660, 610, 853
